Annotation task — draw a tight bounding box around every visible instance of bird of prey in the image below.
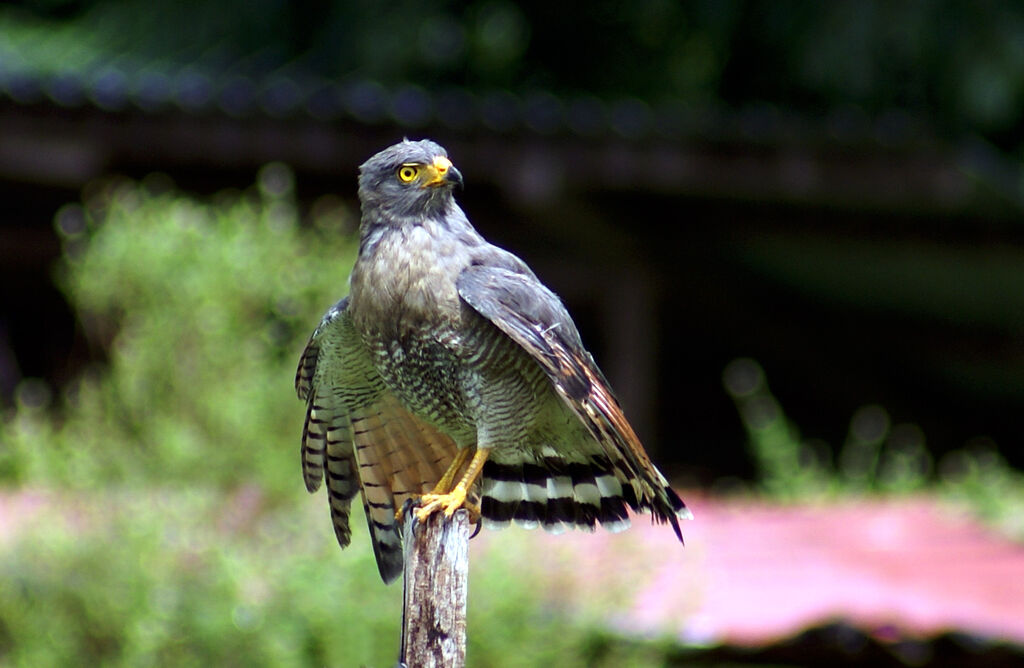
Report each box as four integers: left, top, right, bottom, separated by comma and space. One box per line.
296, 139, 690, 583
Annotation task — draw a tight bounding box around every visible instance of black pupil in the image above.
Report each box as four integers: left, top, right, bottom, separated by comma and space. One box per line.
402, 168, 414, 179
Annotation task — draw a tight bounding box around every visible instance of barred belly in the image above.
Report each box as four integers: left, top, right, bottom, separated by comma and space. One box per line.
369, 314, 549, 447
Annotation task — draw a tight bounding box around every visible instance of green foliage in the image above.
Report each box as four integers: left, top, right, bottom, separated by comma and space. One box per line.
724, 357, 938, 499
723, 357, 1024, 542
7, 1, 1024, 145
0, 488, 679, 667
0, 490, 403, 667
722, 357, 833, 498
0, 170, 676, 666
940, 443, 1024, 541
1, 165, 355, 498
466, 532, 676, 668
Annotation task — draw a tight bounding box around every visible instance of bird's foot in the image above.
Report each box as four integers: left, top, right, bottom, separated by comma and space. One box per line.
415, 486, 480, 522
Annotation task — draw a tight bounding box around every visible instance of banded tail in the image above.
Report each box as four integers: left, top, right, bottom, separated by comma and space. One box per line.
480, 452, 687, 537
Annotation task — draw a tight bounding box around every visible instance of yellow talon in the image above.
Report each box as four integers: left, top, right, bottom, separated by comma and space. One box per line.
416, 486, 472, 521
415, 491, 481, 523
396, 447, 475, 521
412, 447, 490, 523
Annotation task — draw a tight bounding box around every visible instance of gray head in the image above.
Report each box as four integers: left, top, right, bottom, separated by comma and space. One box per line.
357, 139, 464, 223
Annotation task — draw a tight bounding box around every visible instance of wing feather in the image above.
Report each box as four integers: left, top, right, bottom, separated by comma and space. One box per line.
457, 264, 690, 539
296, 297, 460, 583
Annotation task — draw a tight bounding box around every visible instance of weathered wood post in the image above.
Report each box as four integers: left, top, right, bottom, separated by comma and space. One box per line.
399, 507, 470, 668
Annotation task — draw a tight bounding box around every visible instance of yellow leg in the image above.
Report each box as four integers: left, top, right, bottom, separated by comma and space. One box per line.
430, 446, 474, 496
416, 447, 491, 521
394, 447, 475, 521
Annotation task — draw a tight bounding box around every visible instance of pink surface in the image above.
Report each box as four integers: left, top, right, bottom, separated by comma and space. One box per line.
5, 490, 1024, 647
475, 495, 1024, 646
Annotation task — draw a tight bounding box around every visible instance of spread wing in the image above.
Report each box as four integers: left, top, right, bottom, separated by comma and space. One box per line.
456, 264, 690, 539
296, 298, 459, 583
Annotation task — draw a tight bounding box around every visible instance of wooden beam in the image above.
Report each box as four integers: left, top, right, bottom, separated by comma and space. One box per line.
399, 508, 470, 668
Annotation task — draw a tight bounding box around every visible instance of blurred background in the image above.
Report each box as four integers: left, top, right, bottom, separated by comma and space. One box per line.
1, 1, 1023, 666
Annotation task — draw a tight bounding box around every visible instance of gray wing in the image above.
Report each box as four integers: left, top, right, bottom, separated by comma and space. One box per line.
296, 298, 459, 583
456, 264, 689, 538
296, 299, 353, 496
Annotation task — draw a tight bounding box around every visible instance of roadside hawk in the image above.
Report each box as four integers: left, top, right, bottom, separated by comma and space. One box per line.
296, 139, 690, 583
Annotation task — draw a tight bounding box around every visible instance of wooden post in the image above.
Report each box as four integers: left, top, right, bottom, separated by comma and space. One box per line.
399, 508, 470, 668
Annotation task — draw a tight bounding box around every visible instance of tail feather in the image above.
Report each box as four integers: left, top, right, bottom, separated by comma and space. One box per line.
300, 405, 327, 492
325, 432, 359, 549
349, 393, 460, 584
327, 475, 355, 548
359, 491, 403, 584
481, 456, 637, 534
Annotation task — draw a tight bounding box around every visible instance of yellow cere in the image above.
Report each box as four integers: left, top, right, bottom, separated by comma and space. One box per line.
432, 156, 452, 175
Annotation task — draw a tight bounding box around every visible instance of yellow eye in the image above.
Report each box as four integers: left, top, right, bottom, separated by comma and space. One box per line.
397, 165, 419, 183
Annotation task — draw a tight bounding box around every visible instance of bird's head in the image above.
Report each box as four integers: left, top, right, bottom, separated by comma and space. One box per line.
357, 139, 464, 224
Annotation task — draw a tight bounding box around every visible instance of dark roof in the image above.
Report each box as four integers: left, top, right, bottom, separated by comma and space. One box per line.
1, 19, 1022, 217
0, 60, 939, 148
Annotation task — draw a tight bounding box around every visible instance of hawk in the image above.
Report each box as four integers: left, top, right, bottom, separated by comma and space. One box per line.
296, 139, 690, 583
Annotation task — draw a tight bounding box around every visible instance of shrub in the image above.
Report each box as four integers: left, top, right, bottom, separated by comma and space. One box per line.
0, 168, 668, 666
2, 165, 356, 499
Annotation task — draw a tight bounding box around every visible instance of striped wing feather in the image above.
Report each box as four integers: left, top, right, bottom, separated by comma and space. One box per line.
457, 265, 690, 540
349, 392, 459, 581
296, 298, 460, 583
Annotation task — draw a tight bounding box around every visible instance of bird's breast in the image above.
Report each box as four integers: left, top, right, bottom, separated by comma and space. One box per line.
350, 223, 468, 330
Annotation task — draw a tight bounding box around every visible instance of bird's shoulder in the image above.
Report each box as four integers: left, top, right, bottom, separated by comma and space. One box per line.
296, 298, 349, 400
296, 297, 382, 399
463, 242, 537, 281
458, 246, 585, 350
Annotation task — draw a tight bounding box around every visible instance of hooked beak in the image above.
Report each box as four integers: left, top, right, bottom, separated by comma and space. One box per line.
422, 155, 463, 189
